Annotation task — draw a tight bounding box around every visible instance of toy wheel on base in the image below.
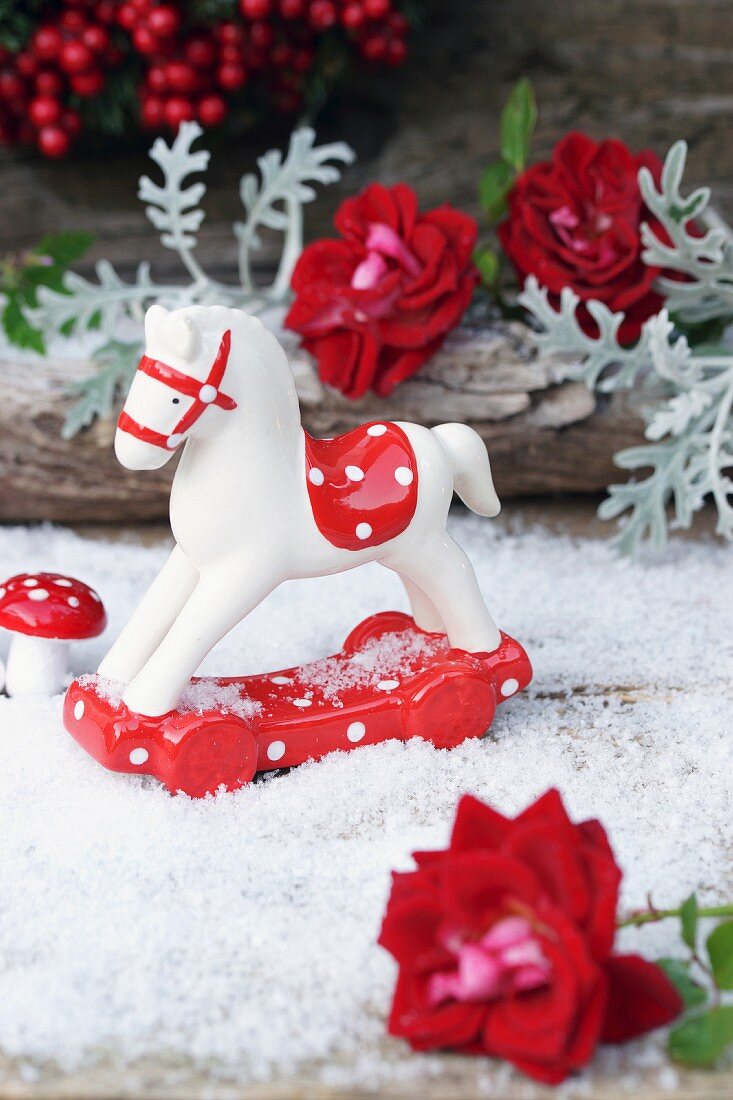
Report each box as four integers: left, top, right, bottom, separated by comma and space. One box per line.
169, 720, 258, 798
342, 610, 416, 653
404, 660, 496, 749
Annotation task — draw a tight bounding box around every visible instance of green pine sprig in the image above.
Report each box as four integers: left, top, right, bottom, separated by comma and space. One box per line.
620, 895, 733, 1067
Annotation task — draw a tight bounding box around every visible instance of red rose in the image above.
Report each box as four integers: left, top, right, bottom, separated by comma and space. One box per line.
378, 790, 682, 1085
285, 183, 479, 399
499, 132, 665, 344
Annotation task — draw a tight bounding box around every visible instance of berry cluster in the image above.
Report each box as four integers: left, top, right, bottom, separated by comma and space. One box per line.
0, 0, 413, 158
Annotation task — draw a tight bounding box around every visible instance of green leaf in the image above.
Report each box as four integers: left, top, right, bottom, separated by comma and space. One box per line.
479, 160, 515, 223
681, 893, 699, 951
669, 1006, 733, 1067
474, 247, 501, 288
500, 78, 537, 173
34, 231, 95, 266
707, 920, 733, 990
1, 296, 45, 354
657, 958, 708, 1009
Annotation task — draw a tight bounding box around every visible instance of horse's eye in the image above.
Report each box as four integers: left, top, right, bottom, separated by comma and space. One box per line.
172, 398, 180, 405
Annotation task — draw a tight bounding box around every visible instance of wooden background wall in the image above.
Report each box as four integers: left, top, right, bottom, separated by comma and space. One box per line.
1, 0, 731, 278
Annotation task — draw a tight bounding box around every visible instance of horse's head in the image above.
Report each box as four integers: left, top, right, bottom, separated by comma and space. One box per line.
115, 304, 238, 471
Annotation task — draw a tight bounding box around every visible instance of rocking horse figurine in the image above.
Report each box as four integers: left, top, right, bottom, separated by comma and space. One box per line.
64, 304, 531, 797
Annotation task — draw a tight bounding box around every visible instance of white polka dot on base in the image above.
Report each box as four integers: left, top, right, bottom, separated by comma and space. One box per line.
347, 721, 366, 743
23, 578, 38, 587
54, 579, 73, 588
129, 747, 149, 766
73, 700, 85, 721
500, 678, 519, 697
28, 589, 49, 602
271, 675, 292, 685
308, 468, 325, 486
167, 434, 183, 450
355, 523, 372, 541
345, 465, 364, 482
199, 384, 217, 404
293, 698, 312, 708
267, 740, 286, 761
377, 679, 399, 691
68, 597, 80, 608
394, 466, 413, 486
367, 424, 387, 436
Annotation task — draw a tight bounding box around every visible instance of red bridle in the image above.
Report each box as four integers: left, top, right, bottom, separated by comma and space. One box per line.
117, 329, 236, 450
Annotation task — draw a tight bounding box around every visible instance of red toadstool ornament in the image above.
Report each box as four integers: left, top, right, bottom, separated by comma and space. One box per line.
0, 573, 106, 696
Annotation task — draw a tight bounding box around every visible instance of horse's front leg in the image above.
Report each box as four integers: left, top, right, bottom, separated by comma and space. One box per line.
98, 545, 198, 683
122, 558, 279, 717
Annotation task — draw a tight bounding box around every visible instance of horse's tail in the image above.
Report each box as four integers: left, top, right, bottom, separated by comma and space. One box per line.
431, 423, 501, 518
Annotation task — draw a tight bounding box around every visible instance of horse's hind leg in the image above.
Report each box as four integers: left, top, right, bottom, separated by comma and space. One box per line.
397, 573, 445, 634
387, 534, 500, 653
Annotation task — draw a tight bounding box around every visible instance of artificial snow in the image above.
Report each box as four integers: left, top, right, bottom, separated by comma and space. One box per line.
0, 514, 731, 1095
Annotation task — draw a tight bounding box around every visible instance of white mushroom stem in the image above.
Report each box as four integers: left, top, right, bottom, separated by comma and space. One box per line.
5, 634, 70, 696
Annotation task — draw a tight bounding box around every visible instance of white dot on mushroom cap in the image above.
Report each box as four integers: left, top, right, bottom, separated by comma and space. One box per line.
293, 698, 312, 708
23, 578, 38, 587
395, 466, 414, 486
267, 740, 286, 761
345, 465, 364, 482
129, 747, 149, 766
501, 678, 519, 697
28, 588, 49, 601
68, 596, 80, 608
54, 579, 73, 588
355, 523, 372, 540
347, 721, 366, 742
367, 424, 387, 436
73, 700, 85, 721
199, 384, 217, 403
271, 675, 292, 685
0, 588, 5, 600
377, 679, 400, 691
308, 468, 324, 486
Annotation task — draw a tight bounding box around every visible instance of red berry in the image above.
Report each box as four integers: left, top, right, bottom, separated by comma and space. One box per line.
165, 60, 199, 94
0, 70, 26, 102
29, 95, 62, 128
16, 52, 39, 78
82, 26, 110, 54
71, 70, 105, 96
184, 35, 217, 68
216, 62, 247, 90
219, 44, 243, 63
309, 0, 337, 30
270, 43, 292, 67
59, 10, 87, 32
385, 37, 406, 65
132, 26, 160, 55
147, 64, 168, 93
164, 95, 195, 128
292, 47, 314, 73
141, 95, 165, 128
35, 70, 65, 97
239, 0, 271, 18
249, 22, 274, 50
97, 1, 117, 24
62, 109, 82, 137
215, 22, 245, 46
32, 26, 64, 63
147, 5, 180, 38
388, 12, 409, 35
117, 3, 140, 30
363, 0, 390, 16
38, 124, 71, 158
60, 40, 94, 74
279, 0, 305, 16
342, 3, 365, 30
361, 33, 387, 61
197, 93, 227, 127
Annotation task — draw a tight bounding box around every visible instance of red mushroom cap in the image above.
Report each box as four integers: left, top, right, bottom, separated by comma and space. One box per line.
0, 573, 107, 640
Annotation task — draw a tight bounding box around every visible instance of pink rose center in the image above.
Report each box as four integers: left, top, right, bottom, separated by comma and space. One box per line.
350, 222, 423, 290
427, 916, 552, 1007
549, 203, 616, 263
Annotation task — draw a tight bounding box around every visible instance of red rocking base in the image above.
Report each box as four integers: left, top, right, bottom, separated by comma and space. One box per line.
63, 612, 532, 799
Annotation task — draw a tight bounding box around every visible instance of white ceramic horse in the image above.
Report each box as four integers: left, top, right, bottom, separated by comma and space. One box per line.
98, 304, 502, 717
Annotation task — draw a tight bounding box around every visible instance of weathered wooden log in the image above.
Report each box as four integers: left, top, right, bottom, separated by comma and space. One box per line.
0, 322, 645, 524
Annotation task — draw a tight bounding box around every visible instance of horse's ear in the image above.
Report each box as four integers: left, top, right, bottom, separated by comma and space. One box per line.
162, 312, 200, 361
144, 303, 168, 343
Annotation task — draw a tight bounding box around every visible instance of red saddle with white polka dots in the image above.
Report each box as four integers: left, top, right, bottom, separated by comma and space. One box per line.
304, 422, 418, 551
